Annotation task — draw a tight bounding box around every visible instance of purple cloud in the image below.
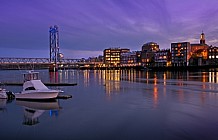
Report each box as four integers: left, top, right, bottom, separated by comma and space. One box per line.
1, 0, 218, 58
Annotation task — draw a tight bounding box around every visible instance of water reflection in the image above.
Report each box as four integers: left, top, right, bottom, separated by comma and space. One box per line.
0, 99, 7, 112
49, 72, 59, 83
95, 69, 218, 107
102, 70, 121, 98
208, 71, 218, 83
0, 98, 14, 113
16, 99, 61, 126
49, 70, 78, 84
153, 85, 158, 108
46, 70, 218, 105
50, 69, 218, 84
83, 70, 90, 87
1, 70, 218, 139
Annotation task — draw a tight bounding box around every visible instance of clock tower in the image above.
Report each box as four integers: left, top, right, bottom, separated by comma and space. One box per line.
200, 31, 205, 44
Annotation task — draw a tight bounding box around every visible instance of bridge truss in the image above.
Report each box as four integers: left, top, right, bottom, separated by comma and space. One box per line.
0, 57, 80, 64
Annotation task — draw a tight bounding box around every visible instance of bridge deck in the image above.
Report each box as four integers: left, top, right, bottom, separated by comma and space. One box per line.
0, 57, 80, 64
1, 82, 77, 86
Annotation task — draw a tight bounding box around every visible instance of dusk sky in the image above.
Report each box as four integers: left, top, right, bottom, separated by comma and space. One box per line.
1, 0, 218, 59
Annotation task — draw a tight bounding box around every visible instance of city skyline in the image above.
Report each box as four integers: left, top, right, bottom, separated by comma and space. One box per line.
1, 0, 218, 59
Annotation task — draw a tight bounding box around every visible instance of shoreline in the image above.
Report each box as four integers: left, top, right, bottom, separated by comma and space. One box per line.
1, 65, 218, 71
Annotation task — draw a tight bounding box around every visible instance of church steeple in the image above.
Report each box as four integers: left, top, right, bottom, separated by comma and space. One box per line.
200, 31, 205, 44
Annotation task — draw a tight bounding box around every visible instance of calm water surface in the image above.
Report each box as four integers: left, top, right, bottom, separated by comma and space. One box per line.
0, 69, 218, 140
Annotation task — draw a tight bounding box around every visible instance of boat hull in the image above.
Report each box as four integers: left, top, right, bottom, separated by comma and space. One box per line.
0, 91, 7, 99
0, 94, 7, 99
15, 91, 59, 100
16, 100, 60, 110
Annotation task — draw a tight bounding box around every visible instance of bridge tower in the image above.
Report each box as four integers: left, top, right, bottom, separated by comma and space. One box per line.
49, 25, 60, 63
49, 25, 59, 71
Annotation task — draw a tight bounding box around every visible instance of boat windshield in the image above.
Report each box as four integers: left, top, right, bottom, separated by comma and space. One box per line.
24, 87, 36, 91
23, 71, 39, 82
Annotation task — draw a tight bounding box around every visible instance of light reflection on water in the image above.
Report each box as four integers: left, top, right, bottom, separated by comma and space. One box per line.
0, 69, 218, 140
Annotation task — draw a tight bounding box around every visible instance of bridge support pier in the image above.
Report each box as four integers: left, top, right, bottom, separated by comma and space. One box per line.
49, 64, 58, 72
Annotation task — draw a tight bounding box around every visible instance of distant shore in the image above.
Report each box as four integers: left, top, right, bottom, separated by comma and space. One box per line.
65, 65, 218, 71
1, 65, 218, 72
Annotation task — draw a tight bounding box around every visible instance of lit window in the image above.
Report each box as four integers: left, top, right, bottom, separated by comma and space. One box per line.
212, 56, 215, 58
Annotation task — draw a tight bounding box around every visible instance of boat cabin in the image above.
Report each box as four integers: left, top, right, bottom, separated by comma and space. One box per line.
23, 71, 40, 82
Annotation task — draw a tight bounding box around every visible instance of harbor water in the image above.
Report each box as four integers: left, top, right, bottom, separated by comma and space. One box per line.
0, 69, 218, 140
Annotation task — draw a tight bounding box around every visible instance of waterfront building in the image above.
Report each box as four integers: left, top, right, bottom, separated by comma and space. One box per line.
120, 51, 141, 67
171, 42, 191, 66
142, 42, 160, 52
190, 32, 209, 66
87, 55, 104, 62
97, 55, 104, 62
141, 42, 160, 67
208, 46, 218, 65
103, 48, 130, 67
154, 49, 171, 67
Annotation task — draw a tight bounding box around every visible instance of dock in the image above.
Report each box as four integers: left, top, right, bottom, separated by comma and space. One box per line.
57, 94, 72, 99
1, 82, 77, 86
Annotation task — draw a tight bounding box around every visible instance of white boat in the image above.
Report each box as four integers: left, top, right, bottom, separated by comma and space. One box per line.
0, 88, 14, 99
15, 70, 60, 100
0, 88, 8, 99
